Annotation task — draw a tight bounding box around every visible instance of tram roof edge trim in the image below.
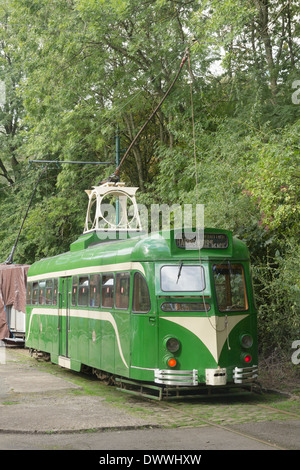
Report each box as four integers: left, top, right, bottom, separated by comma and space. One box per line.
27, 228, 249, 280
69, 227, 235, 253
69, 230, 145, 252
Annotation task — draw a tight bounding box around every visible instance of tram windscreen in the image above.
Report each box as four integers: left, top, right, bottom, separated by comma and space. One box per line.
213, 263, 248, 311
161, 265, 205, 292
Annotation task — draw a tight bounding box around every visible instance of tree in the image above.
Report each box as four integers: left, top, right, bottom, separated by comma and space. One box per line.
0, 3, 25, 186
11, 0, 209, 189
0, 0, 298, 354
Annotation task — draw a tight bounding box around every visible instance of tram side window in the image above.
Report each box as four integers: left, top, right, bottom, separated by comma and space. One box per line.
26, 282, 32, 305
32, 282, 39, 305
45, 279, 53, 305
132, 272, 151, 313
78, 276, 89, 306
53, 279, 58, 306
72, 276, 78, 306
102, 274, 114, 308
38, 280, 46, 305
115, 272, 130, 309
90, 274, 101, 307
213, 263, 248, 311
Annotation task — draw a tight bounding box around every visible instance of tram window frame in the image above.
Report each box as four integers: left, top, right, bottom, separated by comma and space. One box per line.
45, 279, 53, 305
71, 276, 78, 306
101, 273, 114, 308
38, 280, 46, 305
32, 282, 39, 305
213, 263, 249, 312
132, 272, 151, 314
161, 302, 211, 312
53, 278, 58, 306
90, 274, 101, 308
160, 265, 206, 292
26, 282, 32, 305
78, 276, 89, 307
115, 272, 130, 310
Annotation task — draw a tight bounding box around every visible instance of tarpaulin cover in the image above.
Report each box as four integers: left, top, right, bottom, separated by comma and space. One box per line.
0, 264, 30, 339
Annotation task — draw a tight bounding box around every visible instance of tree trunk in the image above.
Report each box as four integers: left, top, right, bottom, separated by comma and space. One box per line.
287, 0, 295, 67
0, 158, 14, 185
254, 0, 278, 99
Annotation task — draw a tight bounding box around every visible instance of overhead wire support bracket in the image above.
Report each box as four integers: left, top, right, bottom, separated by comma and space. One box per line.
29, 160, 111, 166
4, 159, 112, 264
2, 165, 49, 265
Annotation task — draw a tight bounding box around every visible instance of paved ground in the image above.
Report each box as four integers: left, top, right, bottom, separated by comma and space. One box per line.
0, 349, 154, 434
0, 424, 293, 450
0, 346, 299, 451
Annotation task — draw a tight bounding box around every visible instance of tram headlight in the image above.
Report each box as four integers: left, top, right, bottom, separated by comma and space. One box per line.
240, 334, 253, 349
165, 337, 181, 353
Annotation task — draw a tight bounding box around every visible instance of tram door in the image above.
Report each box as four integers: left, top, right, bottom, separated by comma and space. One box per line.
130, 271, 157, 380
58, 277, 72, 358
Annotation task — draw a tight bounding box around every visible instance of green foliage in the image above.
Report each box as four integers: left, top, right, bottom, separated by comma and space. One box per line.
0, 0, 299, 354
242, 122, 300, 238
253, 244, 300, 354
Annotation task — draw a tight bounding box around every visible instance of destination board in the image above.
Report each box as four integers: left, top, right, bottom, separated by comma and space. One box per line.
175, 232, 228, 249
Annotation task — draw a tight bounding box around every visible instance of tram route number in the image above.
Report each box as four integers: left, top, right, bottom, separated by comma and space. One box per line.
99, 453, 202, 467
291, 340, 300, 365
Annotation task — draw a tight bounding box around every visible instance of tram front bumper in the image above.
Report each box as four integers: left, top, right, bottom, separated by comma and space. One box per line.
154, 365, 258, 387
154, 369, 198, 386
206, 365, 258, 385
232, 365, 258, 384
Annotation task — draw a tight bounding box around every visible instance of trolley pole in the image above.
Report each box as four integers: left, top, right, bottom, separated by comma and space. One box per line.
115, 126, 121, 226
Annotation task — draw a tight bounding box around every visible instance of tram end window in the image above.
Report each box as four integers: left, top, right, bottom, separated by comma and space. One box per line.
213, 263, 248, 311
160, 265, 205, 292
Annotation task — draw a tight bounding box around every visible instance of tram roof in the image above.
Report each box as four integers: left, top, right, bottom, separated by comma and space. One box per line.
27, 228, 249, 279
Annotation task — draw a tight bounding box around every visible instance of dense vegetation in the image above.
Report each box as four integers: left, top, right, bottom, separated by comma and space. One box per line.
0, 0, 299, 354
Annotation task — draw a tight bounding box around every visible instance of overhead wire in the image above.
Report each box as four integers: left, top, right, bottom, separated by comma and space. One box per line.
0, 39, 198, 194
110, 47, 191, 181
0, 40, 200, 264
187, 47, 228, 344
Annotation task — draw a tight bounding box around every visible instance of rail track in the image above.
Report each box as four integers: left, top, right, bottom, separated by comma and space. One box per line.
153, 394, 300, 450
